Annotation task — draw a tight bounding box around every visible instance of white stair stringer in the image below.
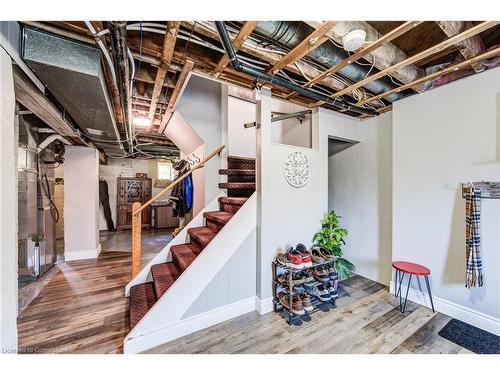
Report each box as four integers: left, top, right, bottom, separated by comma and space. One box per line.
123, 193, 257, 353
124, 192, 224, 297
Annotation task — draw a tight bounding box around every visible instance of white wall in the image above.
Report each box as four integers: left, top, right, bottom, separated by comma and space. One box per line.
64, 146, 101, 260
328, 112, 393, 285
0, 47, 18, 352
393, 67, 500, 334
176, 75, 223, 206
256, 89, 327, 306
98, 158, 161, 231
227, 95, 256, 158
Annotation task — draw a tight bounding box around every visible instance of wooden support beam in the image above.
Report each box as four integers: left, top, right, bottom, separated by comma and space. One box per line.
147, 21, 180, 120
436, 21, 487, 73
157, 60, 195, 134
285, 21, 422, 99
267, 21, 338, 75
13, 69, 77, 137
311, 21, 499, 107
212, 21, 258, 78
357, 46, 500, 107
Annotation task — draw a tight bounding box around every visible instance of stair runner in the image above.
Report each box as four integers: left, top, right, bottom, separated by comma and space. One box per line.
128, 156, 255, 330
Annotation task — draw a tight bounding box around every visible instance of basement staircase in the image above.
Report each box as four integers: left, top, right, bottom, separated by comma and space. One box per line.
128, 156, 256, 330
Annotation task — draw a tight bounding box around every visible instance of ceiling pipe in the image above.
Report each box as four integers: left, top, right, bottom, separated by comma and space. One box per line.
214, 21, 377, 117
108, 21, 134, 152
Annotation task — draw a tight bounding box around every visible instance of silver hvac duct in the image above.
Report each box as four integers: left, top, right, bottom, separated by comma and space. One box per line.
22, 27, 127, 157
251, 21, 406, 103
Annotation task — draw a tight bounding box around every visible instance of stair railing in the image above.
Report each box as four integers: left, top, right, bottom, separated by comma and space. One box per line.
131, 144, 225, 277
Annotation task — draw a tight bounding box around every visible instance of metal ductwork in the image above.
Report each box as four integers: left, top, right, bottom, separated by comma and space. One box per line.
250, 21, 407, 103
22, 27, 127, 157
108, 21, 134, 153
215, 22, 378, 117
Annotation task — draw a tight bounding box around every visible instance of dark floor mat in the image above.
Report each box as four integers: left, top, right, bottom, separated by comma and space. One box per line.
438, 318, 500, 354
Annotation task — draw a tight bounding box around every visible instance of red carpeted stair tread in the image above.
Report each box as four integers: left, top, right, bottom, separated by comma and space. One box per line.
171, 244, 199, 271
227, 156, 255, 170
187, 226, 218, 248
151, 263, 180, 298
218, 169, 255, 175
129, 282, 157, 330
218, 197, 248, 206
204, 210, 234, 225
219, 182, 256, 190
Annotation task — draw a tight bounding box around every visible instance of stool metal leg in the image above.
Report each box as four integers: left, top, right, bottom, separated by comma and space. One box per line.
394, 269, 398, 297
424, 275, 435, 313
396, 270, 404, 298
401, 274, 412, 313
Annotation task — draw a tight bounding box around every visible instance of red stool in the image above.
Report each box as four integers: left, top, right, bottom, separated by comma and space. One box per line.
392, 261, 435, 313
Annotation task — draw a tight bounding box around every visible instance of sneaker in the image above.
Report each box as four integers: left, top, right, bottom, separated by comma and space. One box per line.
303, 271, 316, 287
296, 243, 313, 268
292, 284, 306, 294
309, 248, 326, 264
313, 267, 330, 283
305, 283, 331, 302
276, 250, 302, 270
318, 247, 334, 261
278, 293, 305, 315
299, 293, 314, 312
327, 280, 336, 294
276, 273, 305, 286
327, 266, 338, 281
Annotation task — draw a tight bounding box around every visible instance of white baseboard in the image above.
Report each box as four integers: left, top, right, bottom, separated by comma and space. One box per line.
64, 244, 101, 261
389, 281, 500, 335
124, 297, 256, 354
255, 296, 273, 315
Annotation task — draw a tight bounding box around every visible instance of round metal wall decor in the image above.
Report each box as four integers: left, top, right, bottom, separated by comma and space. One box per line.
283, 152, 311, 188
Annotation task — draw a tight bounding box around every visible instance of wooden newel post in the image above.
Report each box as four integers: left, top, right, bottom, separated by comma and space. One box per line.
132, 202, 142, 278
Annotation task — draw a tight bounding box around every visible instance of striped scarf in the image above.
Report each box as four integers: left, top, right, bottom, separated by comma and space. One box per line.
465, 186, 483, 288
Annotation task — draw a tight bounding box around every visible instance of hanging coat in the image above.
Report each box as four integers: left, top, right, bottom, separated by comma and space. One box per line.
170, 159, 191, 217
184, 174, 193, 210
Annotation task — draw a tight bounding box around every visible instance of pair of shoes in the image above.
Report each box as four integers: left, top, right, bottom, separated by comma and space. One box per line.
305, 283, 332, 302
327, 265, 338, 281
276, 243, 312, 269
278, 292, 313, 315
329, 279, 339, 298
302, 270, 316, 287
309, 247, 334, 263
313, 267, 330, 283
276, 273, 305, 286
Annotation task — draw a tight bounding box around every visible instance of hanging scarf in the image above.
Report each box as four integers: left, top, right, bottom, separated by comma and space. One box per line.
465, 185, 483, 288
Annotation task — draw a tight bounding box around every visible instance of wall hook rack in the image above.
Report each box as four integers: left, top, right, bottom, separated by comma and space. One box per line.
461, 181, 500, 199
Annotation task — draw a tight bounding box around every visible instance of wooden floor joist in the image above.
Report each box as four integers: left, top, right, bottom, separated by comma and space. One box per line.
357, 45, 500, 107
285, 21, 422, 100
147, 21, 180, 121
267, 21, 337, 75
212, 21, 258, 78
311, 21, 499, 107
157, 60, 195, 134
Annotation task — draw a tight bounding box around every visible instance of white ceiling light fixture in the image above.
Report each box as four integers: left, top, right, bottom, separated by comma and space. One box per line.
133, 116, 152, 127
342, 29, 367, 52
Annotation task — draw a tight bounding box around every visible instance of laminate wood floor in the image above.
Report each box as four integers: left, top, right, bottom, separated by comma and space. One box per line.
146, 276, 471, 354
18, 243, 469, 354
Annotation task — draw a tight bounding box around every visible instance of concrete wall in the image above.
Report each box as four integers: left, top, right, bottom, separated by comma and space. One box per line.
328, 112, 393, 285
393, 67, 500, 334
0, 47, 18, 352
64, 146, 100, 261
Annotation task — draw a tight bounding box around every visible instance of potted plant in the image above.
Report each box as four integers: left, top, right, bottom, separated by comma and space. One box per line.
312, 211, 356, 280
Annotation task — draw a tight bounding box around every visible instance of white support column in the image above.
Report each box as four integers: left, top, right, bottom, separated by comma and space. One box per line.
0, 46, 18, 353
63, 146, 101, 261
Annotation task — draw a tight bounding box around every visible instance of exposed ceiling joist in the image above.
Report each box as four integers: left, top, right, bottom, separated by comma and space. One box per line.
358, 46, 500, 106
147, 21, 180, 120
212, 21, 259, 78
436, 21, 487, 73
157, 60, 195, 134
267, 21, 337, 75
305, 21, 425, 89
311, 21, 499, 106
285, 21, 422, 100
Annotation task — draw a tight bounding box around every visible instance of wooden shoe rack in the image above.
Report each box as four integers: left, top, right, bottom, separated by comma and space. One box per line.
272, 259, 338, 325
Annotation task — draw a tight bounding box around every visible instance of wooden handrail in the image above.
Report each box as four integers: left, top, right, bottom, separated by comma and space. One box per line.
131, 144, 225, 277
